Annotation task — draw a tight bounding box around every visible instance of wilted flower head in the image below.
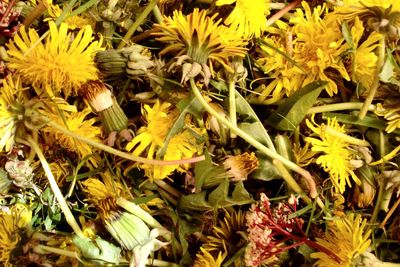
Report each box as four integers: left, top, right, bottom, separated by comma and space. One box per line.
153, 8, 247, 84
223, 152, 259, 181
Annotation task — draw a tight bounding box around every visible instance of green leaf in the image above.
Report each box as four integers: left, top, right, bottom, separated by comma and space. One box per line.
266, 81, 327, 131
157, 96, 203, 157
73, 236, 121, 265
178, 180, 253, 211
235, 90, 275, 150
194, 150, 227, 189
251, 153, 280, 181
341, 22, 355, 50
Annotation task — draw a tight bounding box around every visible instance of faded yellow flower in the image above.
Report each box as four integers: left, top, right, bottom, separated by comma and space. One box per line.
153, 8, 247, 83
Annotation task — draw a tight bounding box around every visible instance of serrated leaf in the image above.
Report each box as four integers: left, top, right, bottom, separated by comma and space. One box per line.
157, 96, 203, 157
266, 81, 327, 131
178, 180, 253, 211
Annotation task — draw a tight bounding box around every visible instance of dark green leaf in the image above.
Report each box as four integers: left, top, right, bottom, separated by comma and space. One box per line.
266, 81, 327, 131
251, 153, 280, 181
178, 180, 253, 211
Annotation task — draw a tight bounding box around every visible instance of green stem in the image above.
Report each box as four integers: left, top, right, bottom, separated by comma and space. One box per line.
307, 102, 374, 114
190, 79, 317, 198
117, 0, 159, 49
324, 126, 370, 146
24, 137, 84, 238
152, 4, 163, 24
46, 120, 205, 166
273, 159, 312, 204
116, 198, 165, 230
34, 244, 79, 258
358, 35, 386, 120
154, 180, 182, 198
147, 259, 180, 267
228, 80, 237, 139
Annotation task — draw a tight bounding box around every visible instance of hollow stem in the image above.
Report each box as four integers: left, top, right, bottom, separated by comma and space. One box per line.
358, 35, 386, 120
117, 0, 159, 49
228, 80, 237, 138
190, 79, 317, 198
46, 120, 205, 166
307, 102, 374, 114
24, 137, 84, 238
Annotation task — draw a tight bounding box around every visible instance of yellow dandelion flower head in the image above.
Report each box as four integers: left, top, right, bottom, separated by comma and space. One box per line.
7, 21, 103, 98
216, 0, 270, 38
40, 107, 101, 166
0, 75, 26, 152
193, 247, 227, 267
290, 2, 350, 96
305, 116, 360, 194
0, 204, 32, 266
348, 17, 382, 89
153, 8, 247, 75
146, 128, 205, 180
126, 100, 177, 158
311, 213, 371, 267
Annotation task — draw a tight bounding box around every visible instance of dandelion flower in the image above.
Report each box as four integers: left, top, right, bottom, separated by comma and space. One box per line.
216, 0, 270, 38
290, 2, 350, 96
0, 75, 26, 152
348, 17, 381, 89
40, 107, 102, 167
7, 21, 103, 98
311, 213, 371, 267
126, 100, 177, 158
148, 128, 204, 180
153, 8, 247, 83
0, 204, 32, 266
305, 116, 361, 194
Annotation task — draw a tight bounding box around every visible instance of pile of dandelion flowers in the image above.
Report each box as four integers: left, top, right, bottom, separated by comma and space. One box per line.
0, 75, 27, 152
216, 0, 270, 38
6, 21, 103, 98
40, 107, 102, 167
153, 8, 248, 79
290, 2, 350, 96
305, 116, 361, 194
311, 213, 371, 267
